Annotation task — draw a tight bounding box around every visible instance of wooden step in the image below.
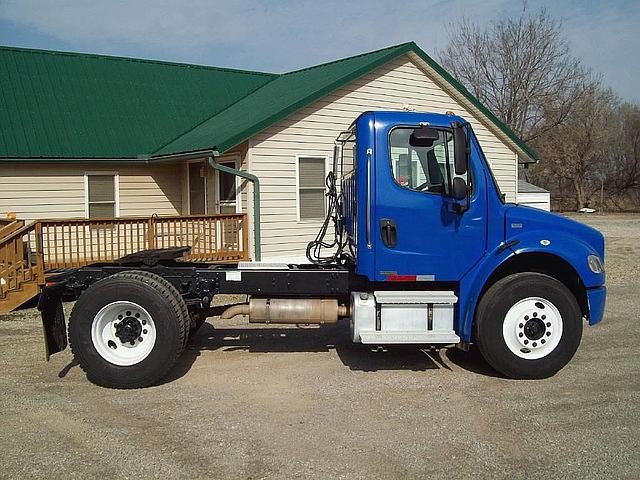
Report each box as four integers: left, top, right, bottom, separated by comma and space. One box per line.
0, 281, 41, 314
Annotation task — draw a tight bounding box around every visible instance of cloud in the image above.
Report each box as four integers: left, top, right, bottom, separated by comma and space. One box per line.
1, 0, 638, 101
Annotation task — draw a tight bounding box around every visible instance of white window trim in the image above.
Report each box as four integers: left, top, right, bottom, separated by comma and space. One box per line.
215, 154, 243, 214
186, 159, 208, 215
84, 171, 120, 219
295, 153, 329, 223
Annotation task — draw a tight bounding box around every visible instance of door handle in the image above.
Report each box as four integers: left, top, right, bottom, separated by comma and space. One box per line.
380, 218, 397, 247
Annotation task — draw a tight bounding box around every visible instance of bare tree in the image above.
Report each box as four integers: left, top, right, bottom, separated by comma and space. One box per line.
440, 9, 594, 142
531, 86, 618, 210
610, 104, 640, 193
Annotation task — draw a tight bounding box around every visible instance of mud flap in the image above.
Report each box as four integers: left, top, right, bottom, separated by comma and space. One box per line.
37, 287, 67, 360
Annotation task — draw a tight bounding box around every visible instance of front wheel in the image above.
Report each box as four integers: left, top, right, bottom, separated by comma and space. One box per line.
474, 273, 583, 379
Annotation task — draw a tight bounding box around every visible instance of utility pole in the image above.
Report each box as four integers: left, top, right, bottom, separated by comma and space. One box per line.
599, 176, 605, 216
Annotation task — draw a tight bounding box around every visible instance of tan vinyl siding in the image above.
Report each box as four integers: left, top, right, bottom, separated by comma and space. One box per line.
0, 163, 183, 221
250, 55, 518, 258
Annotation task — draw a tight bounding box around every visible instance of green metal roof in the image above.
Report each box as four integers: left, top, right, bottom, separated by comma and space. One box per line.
0, 46, 275, 158
154, 43, 414, 156
0, 42, 538, 162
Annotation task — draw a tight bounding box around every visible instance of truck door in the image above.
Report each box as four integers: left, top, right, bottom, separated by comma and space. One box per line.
374, 122, 486, 281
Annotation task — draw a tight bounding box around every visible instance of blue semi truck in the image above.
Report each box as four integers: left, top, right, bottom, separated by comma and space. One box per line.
39, 111, 607, 388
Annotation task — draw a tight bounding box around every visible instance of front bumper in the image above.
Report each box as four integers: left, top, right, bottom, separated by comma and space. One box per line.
587, 286, 607, 326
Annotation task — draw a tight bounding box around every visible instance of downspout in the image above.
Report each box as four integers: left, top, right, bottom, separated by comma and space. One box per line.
207, 156, 261, 261
142, 149, 261, 261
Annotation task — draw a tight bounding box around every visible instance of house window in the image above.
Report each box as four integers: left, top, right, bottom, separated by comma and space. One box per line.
85, 173, 118, 219
297, 156, 326, 220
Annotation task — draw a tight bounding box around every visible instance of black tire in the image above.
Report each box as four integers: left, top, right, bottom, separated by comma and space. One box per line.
474, 272, 582, 379
126, 270, 190, 349
68, 271, 189, 388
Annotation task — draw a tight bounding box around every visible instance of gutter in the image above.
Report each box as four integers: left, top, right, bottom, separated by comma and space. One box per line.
143, 149, 261, 260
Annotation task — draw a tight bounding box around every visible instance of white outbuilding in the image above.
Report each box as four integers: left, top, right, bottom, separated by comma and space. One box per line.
517, 179, 551, 211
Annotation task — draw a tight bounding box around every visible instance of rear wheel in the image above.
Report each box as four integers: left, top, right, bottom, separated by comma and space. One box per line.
69, 271, 189, 388
474, 272, 582, 379
126, 270, 190, 348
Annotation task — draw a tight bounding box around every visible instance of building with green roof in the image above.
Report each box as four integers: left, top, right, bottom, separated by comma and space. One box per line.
0, 42, 537, 260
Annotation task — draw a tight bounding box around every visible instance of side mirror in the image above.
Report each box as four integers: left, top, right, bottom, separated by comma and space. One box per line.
452, 122, 468, 175
452, 177, 467, 200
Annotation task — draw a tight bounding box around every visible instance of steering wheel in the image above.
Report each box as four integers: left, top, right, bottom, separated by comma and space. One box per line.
416, 180, 430, 191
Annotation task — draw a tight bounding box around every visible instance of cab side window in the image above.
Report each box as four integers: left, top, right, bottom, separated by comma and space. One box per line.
389, 127, 466, 195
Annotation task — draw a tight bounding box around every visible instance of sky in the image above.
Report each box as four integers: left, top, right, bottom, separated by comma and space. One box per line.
1, 0, 639, 103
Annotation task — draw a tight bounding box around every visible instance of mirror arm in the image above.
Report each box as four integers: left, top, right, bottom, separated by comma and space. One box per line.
452, 188, 471, 214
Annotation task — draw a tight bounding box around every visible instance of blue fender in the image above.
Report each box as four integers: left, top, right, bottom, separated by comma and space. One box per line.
509, 231, 605, 287
457, 243, 514, 342
456, 231, 606, 342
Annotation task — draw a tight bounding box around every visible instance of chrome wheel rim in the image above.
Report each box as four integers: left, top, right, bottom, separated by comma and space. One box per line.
502, 297, 563, 360
91, 301, 156, 366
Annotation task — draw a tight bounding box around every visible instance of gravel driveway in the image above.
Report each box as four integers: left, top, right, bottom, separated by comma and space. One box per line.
1, 214, 639, 479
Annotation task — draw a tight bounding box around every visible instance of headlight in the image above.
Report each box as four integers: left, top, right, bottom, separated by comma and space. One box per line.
588, 255, 604, 274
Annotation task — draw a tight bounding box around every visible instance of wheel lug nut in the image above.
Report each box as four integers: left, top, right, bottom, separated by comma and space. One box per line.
519, 332, 523, 337
524, 315, 529, 320
118, 315, 123, 320
143, 329, 148, 334
135, 313, 140, 318
532, 342, 537, 347
130, 341, 135, 345
541, 315, 546, 320
533, 312, 537, 317
126, 311, 131, 316
546, 332, 551, 337
524, 340, 529, 345
546, 322, 551, 327
541, 339, 546, 344
138, 337, 143, 342
519, 323, 523, 328
142, 320, 147, 325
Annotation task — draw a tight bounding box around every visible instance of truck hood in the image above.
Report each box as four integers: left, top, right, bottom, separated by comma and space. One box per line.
505, 205, 605, 260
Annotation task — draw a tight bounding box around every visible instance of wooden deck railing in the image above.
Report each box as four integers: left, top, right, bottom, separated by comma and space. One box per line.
0, 222, 41, 299
1, 213, 248, 299
0, 219, 25, 241
35, 213, 249, 269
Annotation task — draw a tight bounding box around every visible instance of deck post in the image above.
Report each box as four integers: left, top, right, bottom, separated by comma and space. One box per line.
241, 215, 249, 260
147, 217, 156, 249
34, 222, 45, 284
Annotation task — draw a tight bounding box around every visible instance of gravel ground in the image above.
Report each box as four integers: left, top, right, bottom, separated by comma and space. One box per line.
1, 214, 639, 479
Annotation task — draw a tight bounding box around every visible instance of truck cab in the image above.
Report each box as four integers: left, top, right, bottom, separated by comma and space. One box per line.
336, 111, 606, 377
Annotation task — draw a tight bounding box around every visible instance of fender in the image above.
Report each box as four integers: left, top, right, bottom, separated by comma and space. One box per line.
509, 230, 605, 288
456, 231, 605, 342
457, 243, 513, 342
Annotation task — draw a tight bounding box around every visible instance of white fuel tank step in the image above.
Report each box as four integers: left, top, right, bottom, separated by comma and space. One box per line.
350, 291, 459, 345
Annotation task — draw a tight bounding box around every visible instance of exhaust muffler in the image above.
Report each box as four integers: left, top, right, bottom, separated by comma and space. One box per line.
220, 298, 348, 324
